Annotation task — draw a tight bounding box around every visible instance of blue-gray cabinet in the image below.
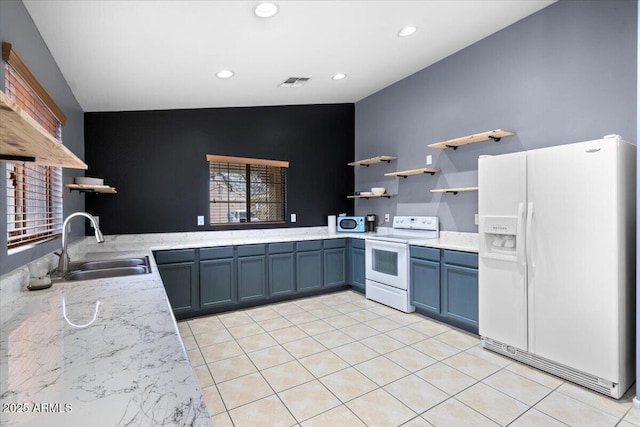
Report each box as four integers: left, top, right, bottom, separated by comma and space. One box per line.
348, 238, 365, 293
296, 240, 323, 291
200, 246, 236, 308
409, 246, 440, 315
155, 249, 198, 315
268, 242, 296, 296
410, 246, 478, 334
324, 239, 346, 288
441, 250, 478, 332
237, 244, 267, 302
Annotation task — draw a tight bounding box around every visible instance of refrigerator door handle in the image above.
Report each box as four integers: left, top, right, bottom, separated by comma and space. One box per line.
517, 202, 526, 271
526, 202, 534, 270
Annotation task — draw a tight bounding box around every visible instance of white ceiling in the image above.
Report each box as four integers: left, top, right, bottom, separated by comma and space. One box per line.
23, 0, 555, 112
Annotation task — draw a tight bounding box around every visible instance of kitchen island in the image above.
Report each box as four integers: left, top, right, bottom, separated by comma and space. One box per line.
0, 226, 477, 426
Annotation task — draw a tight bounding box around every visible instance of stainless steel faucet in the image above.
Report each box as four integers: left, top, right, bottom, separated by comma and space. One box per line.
57, 212, 105, 275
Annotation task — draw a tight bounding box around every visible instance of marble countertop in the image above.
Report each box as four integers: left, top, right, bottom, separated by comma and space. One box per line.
0, 226, 477, 426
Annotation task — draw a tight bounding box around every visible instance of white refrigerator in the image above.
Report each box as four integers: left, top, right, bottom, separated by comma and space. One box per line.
478, 134, 636, 399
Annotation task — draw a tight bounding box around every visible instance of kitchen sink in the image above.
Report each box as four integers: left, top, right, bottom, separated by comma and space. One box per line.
55, 256, 152, 282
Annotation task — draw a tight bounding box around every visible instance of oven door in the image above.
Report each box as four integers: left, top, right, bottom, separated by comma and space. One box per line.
365, 240, 408, 290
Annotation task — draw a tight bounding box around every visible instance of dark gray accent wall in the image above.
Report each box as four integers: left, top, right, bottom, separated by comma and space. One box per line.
0, 0, 85, 275
84, 104, 354, 234
354, 0, 637, 232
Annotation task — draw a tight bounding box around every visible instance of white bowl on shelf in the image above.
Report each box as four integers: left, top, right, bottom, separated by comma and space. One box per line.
371, 187, 386, 195
75, 177, 104, 186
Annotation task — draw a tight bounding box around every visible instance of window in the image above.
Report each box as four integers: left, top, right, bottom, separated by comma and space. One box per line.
3, 42, 65, 250
207, 155, 288, 225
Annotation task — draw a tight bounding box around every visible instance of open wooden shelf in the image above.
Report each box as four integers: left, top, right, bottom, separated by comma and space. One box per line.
348, 194, 396, 199
385, 167, 440, 178
65, 183, 117, 194
428, 129, 515, 150
0, 92, 87, 169
430, 187, 478, 195
348, 155, 397, 167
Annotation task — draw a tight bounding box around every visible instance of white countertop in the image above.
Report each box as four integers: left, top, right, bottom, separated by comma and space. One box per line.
0, 226, 477, 426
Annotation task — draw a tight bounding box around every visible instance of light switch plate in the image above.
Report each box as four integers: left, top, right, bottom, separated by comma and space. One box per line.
197, 216, 204, 226
474, 214, 479, 225
426, 155, 433, 165
291, 213, 297, 223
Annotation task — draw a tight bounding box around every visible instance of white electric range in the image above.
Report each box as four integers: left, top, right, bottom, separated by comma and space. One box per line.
365, 216, 439, 312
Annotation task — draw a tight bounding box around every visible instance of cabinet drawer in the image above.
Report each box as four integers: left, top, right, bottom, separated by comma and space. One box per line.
296, 240, 322, 252
200, 246, 234, 260
443, 250, 478, 268
269, 242, 295, 254
237, 244, 266, 257
410, 246, 440, 262
351, 238, 365, 250
154, 249, 196, 264
324, 238, 346, 249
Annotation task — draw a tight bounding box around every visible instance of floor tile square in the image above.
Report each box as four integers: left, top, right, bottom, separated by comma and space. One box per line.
456, 382, 529, 425
247, 345, 295, 370
342, 323, 380, 340
367, 317, 403, 333
182, 335, 197, 351
411, 338, 461, 360
278, 380, 341, 422
556, 382, 632, 418
433, 329, 479, 350
464, 345, 513, 368
367, 304, 401, 317
383, 312, 422, 326
385, 346, 437, 372
385, 326, 429, 345
422, 398, 499, 427
442, 351, 502, 380
300, 405, 366, 427
346, 388, 415, 427
217, 371, 274, 410
360, 334, 405, 354
188, 315, 224, 335
324, 314, 361, 329
194, 364, 214, 389
283, 336, 327, 359
261, 360, 315, 392
229, 395, 297, 427
208, 354, 257, 383
298, 319, 335, 336
384, 374, 448, 413
201, 340, 244, 364
332, 341, 379, 366
313, 329, 355, 349
272, 301, 305, 315
236, 331, 278, 353
308, 307, 341, 318
509, 409, 568, 427
482, 369, 552, 406
534, 391, 618, 427
187, 348, 205, 367
334, 302, 363, 314
299, 350, 350, 378
401, 417, 434, 427
284, 311, 320, 325
201, 385, 226, 415
227, 321, 264, 339
623, 406, 640, 425
219, 312, 254, 328
415, 362, 477, 396
320, 367, 378, 402
177, 321, 193, 337
246, 307, 281, 322
259, 315, 293, 332
407, 319, 450, 337
194, 329, 234, 347
346, 308, 381, 322
354, 356, 410, 386
269, 325, 309, 344
212, 411, 234, 427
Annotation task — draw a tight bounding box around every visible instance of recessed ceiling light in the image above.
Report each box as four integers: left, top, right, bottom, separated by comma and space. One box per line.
216, 69, 234, 79
332, 73, 347, 81
398, 26, 417, 37
254, 2, 278, 18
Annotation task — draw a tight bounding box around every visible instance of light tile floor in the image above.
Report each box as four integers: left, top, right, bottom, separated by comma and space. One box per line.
178, 290, 639, 427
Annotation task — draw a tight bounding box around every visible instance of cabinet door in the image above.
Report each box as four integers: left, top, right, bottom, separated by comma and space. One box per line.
238, 255, 267, 302
200, 258, 236, 308
297, 251, 323, 291
350, 247, 366, 292
442, 263, 478, 332
157, 262, 198, 315
324, 247, 346, 288
410, 258, 440, 315
269, 253, 295, 296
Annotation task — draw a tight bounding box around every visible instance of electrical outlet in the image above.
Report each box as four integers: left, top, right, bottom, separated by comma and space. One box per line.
474, 214, 479, 225
291, 213, 297, 223
384, 214, 390, 222
426, 155, 433, 165
197, 216, 204, 226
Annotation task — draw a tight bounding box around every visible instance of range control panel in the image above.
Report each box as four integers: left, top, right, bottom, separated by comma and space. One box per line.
393, 216, 439, 232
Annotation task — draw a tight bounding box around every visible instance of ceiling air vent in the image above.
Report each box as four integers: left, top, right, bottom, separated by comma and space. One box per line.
279, 77, 310, 88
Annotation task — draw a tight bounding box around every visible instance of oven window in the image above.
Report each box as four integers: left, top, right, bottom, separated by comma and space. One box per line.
372, 248, 398, 276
